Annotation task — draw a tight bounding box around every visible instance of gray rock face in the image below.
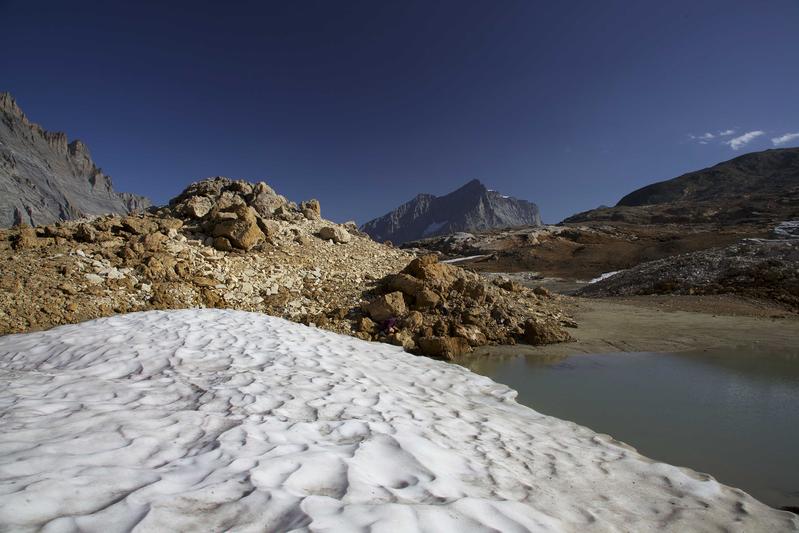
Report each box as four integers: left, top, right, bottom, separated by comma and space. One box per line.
0, 92, 150, 227
361, 179, 541, 243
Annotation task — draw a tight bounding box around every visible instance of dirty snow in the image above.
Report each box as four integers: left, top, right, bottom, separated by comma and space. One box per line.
589, 270, 622, 284
441, 254, 490, 264
0, 310, 795, 532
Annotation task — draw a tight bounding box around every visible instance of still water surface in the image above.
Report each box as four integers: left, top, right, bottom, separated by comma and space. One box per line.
462, 349, 799, 510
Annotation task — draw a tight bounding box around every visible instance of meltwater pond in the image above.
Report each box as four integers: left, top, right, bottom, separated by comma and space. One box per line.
462, 349, 799, 510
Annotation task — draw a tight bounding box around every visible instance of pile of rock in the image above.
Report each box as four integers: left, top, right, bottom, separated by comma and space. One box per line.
0, 176, 575, 358
355, 254, 572, 358
166, 177, 329, 251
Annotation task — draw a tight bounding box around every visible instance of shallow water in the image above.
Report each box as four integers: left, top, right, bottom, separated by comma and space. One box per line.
461, 348, 799, 510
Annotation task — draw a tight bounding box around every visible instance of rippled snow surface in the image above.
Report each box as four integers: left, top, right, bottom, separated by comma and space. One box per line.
0, 310, 795, 532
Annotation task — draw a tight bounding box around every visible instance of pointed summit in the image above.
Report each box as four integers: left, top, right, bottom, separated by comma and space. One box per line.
361, 179, 541, 243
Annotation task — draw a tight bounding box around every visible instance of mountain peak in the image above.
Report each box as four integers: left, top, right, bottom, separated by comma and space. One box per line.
361, 180, 541, 243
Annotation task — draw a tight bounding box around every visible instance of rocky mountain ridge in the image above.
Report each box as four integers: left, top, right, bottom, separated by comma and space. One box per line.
565, 147, 799, 225
361, 179, 541, 243
0, 92, 150, 227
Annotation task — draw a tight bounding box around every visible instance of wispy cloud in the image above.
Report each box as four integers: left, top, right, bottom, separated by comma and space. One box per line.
725, 130, 765, 150
689, 132, 715, 141
688, 129, 736, 145
772, 132, 799, 146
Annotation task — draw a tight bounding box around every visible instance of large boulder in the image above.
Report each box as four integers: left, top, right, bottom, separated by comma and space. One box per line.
211, 205, 265, 250
180, 195, 213, 219
401, 254, 459, 289
122, 216, 158, 236
250, 182, 289, 218
318, 226, 351, 244
523, 318, 571, 345
453, 324, 488, 347
417, 336, 471, 359
300, 199, 321, 220
365, 291, 407, 322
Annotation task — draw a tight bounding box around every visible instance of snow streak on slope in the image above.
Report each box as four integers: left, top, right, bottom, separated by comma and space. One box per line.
0, 310, 795, 532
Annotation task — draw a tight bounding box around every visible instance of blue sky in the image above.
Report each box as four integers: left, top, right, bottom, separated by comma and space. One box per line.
2, 0, 798, 223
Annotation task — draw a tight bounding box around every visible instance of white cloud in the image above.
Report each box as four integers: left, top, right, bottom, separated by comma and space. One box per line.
688, 130, 735, 145
725, 130, 765, 150
772, 132, 799, 146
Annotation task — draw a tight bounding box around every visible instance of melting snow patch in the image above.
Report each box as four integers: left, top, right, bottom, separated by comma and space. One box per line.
442, 254, 490, 264
0, 310, 794, 532
589, 270, 622, 284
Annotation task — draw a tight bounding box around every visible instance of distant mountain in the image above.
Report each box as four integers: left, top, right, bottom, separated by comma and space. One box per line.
361, 179, 541, 243
564, 148, 799, 225
0, 92, 150, 227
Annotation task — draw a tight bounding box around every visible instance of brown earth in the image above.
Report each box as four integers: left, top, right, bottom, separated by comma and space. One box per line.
468, 295, 799, 361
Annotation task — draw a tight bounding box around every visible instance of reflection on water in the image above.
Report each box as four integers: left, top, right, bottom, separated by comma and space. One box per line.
460, 348, 799, 510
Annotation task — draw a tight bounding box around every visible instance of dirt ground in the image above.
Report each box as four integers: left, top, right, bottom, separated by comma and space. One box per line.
471, 294, 799, 359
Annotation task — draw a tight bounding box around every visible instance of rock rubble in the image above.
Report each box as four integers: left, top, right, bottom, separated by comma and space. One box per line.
0, 177, 573, 358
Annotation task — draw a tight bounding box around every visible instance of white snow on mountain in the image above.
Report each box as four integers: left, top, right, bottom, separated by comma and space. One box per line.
0, 310, 795, 532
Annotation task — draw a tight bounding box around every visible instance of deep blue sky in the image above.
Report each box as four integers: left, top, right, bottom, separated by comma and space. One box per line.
2, 0, 798, 223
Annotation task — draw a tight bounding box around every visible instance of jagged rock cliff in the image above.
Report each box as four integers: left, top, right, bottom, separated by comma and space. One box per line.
361, 179, 541, 243
0, 93, 150, 227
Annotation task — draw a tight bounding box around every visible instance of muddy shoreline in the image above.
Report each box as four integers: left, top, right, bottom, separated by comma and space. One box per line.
471, 294, 799, 359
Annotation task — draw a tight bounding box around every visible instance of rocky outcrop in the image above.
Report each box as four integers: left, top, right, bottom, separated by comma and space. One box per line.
0, 177, 574, 357
578, 237, 799, 310
357, 254, 572, 358
168, 177, 325, 251
0, 93, 150, 227
361, 179, 541, 244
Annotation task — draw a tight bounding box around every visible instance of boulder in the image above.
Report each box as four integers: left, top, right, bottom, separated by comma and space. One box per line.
365, 291, 406, 322
414, 288, 440, 309
211, 205, 265, 250
300, 199, 321, 220
417, 336, 471, 359
181, 195, 213, 219
212, 236, 233, 251
390, 330, 416, 351
357, 316, 377, 335
401, 254, 458, 289
403, 310, 424, 331
251, 183, 289, 218
453, 324, 488, 347
523, 318, 571, 345
386, 273, 425, 297
122, 216, 158, 236
11, 226, 38, 250
318, 226, 351, 244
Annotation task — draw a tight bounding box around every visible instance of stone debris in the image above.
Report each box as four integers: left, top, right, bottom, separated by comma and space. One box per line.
578, 238, 799, 310
0, 176, 573, 358
357, 254, 572, 358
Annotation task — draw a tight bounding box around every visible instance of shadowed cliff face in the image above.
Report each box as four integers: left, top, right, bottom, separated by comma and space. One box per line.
361, 179, 541, 243
0, 92, 150, 227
